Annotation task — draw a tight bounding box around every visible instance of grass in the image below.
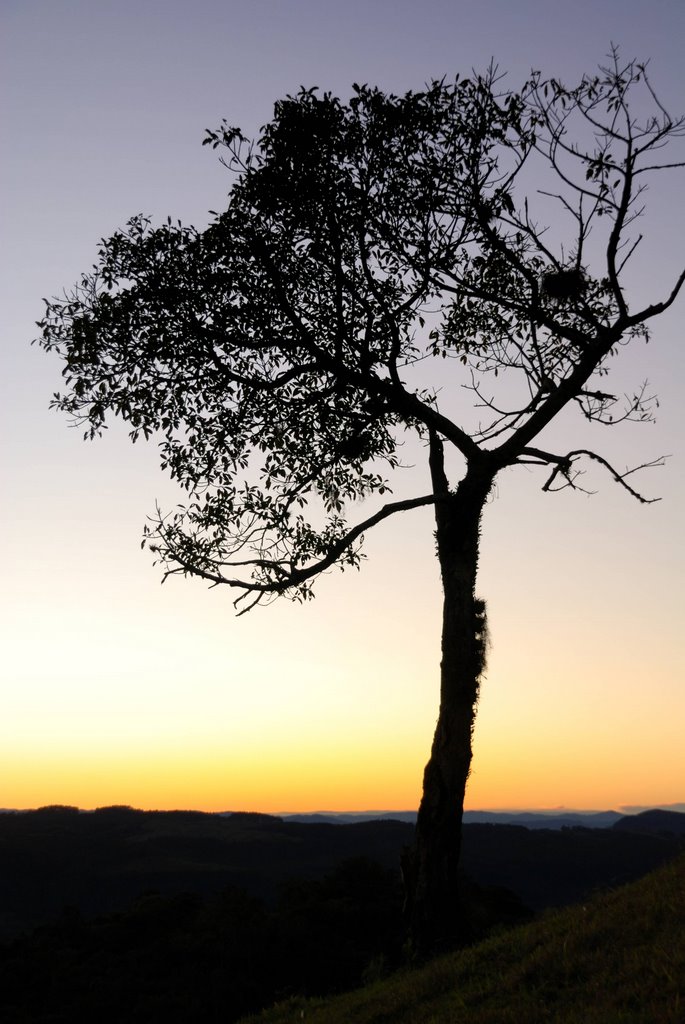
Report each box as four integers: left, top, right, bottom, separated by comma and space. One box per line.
240, 852, 685, 1024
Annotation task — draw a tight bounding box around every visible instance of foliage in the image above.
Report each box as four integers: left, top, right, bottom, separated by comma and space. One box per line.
0, 857, 403, 1024
36, 51, 685, 611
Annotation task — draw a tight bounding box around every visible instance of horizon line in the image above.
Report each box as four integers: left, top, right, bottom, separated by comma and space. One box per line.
3, 802, 684, 816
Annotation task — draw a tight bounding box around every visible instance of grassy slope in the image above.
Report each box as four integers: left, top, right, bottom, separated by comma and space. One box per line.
243, 853, 685, 1024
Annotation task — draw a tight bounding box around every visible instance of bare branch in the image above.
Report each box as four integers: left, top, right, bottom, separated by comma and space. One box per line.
624, 266, 685, 327
520, 446, 665, 503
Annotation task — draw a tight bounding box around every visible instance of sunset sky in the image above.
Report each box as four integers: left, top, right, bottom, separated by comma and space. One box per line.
2, 0, 683, 814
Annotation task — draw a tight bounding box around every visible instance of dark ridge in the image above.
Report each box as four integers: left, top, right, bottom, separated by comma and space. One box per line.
612, 809, 685, 835
1, 807, 683, 943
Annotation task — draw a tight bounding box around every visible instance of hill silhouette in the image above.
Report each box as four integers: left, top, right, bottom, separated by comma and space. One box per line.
284, 809, 625, 828
612, 808, 685, 835
1, 806, 683, 939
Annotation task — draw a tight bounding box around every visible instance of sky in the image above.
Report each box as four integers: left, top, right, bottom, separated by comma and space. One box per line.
1, 0, 684, 814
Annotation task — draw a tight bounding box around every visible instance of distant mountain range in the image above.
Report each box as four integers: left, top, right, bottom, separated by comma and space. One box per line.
4, 805, 683, 833
3, 803, 683, 827
281, 805, 685, 830
0, 804, 683, 942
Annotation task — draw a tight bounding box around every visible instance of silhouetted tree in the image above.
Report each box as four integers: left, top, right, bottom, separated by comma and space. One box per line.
37, 50, 685, 950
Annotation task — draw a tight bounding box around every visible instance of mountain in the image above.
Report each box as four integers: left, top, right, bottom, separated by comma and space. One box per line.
620, 802, 685, 814
282, 811, 417, 825
283, 809, 637, 829
612, 808, 685, 835
463, 809, 623, 828
0, 807, 410, 940
0, 805, 683, 939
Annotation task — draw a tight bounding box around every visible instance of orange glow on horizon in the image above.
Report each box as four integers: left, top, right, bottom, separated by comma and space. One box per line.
3, 717, 682, 814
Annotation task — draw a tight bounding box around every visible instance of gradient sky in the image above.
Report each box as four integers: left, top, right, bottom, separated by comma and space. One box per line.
1, 0, 684, 813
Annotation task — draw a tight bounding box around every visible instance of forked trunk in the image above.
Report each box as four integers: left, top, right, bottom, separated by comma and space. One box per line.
403, 452, 493, 953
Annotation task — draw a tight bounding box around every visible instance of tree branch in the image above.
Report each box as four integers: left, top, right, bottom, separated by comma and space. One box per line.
519, 446, 665, 503
154, 491, 440, 609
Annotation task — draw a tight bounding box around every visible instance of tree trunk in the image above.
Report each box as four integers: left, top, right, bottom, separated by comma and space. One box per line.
403, 448, 493, 953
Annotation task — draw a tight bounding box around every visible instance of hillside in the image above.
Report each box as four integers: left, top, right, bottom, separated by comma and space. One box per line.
1, 807, 682, 939
243, 852, 685, 1024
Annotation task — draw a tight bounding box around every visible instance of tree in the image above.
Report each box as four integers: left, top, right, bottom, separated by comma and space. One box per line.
37, 51, 684, 950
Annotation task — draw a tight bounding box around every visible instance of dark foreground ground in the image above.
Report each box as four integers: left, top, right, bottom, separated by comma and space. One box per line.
0, 807, 683, 1022
242, 852, 685, 1024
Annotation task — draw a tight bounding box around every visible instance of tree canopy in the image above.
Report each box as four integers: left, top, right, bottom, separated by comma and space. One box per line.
39, 55, 683, 614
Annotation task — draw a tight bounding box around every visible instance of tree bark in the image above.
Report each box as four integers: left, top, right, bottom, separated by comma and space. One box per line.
403, 445, 494, 953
